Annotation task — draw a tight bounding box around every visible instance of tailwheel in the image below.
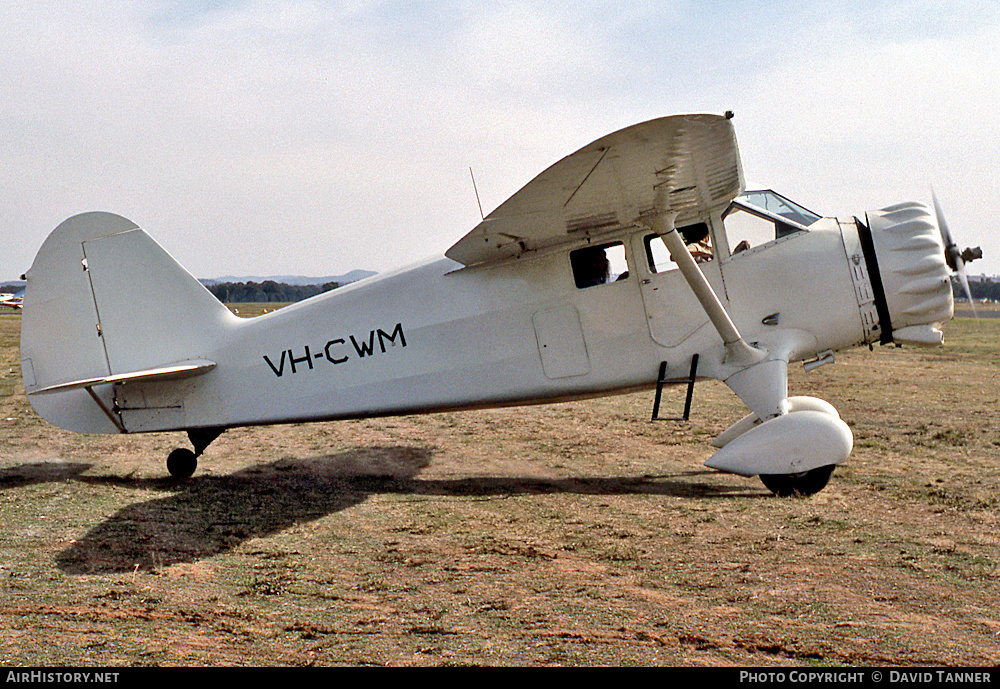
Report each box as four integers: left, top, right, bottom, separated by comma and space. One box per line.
166, 448, 198, 480
165, 427, 226, 480
760, 464, 835, 497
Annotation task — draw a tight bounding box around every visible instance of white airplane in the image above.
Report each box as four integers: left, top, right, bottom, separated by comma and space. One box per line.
18, 113, 977, 495
1, 290, 23, 309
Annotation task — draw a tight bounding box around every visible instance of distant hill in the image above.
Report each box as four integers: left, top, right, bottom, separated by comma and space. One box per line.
0, 281, 26, 293
200, 270, 375, 286
3, 272, 377, 292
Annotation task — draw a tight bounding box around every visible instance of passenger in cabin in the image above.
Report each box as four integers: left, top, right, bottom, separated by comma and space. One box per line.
680, 223, 713, 262
572, 247, 611, 288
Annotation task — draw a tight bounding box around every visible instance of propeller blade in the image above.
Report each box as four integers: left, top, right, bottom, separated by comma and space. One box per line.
956, 258, 976, 318
932, 190, 976, 317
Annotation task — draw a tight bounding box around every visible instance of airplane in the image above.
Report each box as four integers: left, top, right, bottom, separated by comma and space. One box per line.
18, 112, 979, 496
1, 290, 23, 309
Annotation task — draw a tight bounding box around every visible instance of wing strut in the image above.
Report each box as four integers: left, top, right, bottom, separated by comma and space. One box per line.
644, 212, 765, 367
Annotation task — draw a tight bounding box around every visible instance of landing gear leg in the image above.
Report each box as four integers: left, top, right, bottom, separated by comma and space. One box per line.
166, 427, 227, 479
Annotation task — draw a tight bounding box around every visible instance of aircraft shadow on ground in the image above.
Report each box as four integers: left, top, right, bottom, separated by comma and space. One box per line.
0, 461, 93, 489
43, 444, 757, 574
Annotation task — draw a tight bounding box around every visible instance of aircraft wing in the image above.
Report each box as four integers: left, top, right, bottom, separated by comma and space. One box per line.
446, 113, 744, 267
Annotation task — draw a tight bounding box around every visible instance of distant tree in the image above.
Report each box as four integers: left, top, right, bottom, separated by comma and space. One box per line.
206, 281, 340, 304
952, 276, 1000, 303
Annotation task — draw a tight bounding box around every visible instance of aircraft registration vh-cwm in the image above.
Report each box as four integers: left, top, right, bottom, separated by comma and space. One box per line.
19, 112, 980, 496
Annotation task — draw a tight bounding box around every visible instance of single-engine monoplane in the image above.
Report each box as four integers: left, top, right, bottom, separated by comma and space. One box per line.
19, 113, 979, 495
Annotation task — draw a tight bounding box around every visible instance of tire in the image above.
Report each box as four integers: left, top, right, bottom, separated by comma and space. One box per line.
760, 464, 835, 497
166, 448, 198, 480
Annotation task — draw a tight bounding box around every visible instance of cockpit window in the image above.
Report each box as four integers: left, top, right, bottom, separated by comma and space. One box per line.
571, 241, 628, 288
724, 190, 818, 255
738, 190, 821, 227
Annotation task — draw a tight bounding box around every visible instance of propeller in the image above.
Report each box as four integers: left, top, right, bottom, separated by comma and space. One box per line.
932, 191, 981, 315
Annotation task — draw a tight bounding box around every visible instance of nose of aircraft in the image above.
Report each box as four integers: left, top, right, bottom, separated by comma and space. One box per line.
863, 200, 955, 346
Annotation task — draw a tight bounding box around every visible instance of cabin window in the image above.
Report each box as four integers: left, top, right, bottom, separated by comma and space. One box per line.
644, 222, 714, 274
571, 242, 628, 288
724, 207, 779, 254
724, 191, 817, 255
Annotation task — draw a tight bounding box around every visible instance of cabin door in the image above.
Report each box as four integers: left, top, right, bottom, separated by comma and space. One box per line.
636, 231, 716, 348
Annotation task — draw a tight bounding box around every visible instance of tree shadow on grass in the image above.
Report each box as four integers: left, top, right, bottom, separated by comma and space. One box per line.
53, 444, 759, 574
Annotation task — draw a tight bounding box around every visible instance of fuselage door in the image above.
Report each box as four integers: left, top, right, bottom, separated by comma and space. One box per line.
636, 229, 715, 348
532, 305, 591, 379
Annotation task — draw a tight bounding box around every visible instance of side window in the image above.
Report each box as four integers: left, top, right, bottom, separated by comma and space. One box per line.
644, 223, 714, 274
724, 206, 802, 255
646, 234, 672, 273
571, 242, 628, 288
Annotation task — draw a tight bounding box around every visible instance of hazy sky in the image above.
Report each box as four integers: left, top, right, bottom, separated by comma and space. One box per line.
3, 1, 998, 281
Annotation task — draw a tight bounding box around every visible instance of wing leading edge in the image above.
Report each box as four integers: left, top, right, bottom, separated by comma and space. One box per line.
446, 113, 744, 267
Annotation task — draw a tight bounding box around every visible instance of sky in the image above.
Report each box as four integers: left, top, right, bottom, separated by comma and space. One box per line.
3, 0, 999, 282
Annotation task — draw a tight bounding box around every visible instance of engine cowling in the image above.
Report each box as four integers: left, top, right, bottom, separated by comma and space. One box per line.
861, 201, 954, 346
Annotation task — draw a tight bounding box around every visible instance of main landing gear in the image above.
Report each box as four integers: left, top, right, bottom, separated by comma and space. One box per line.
166, 427, 226, 479
759, 465, 836, 497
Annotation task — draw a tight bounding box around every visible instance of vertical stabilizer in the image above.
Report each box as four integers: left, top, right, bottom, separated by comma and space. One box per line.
21, 212, 237, 433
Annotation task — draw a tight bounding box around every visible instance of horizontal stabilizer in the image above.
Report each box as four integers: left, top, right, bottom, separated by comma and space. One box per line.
28, 359, 216, 395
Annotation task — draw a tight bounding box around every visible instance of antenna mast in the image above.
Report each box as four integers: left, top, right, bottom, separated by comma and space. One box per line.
469, 167, 484, 221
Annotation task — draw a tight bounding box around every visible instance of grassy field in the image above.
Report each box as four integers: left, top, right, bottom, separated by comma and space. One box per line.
1, 307, 999, 666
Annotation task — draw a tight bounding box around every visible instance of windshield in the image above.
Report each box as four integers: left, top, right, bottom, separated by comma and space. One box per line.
739, 190, 821, 227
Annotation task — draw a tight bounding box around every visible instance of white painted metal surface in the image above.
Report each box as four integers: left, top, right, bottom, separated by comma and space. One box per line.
19, 113, 962, 489
446, 114, 743, 266
705, 410, 854, 476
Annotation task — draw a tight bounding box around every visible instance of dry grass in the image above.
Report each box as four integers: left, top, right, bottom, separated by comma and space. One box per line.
1, 311, 999, 666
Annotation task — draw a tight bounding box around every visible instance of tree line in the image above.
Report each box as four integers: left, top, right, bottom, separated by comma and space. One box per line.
953, 277, 1000, 303
205, 280, 339, 304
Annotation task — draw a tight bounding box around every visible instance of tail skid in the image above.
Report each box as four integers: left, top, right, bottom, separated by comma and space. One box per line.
21, 212, 237, 433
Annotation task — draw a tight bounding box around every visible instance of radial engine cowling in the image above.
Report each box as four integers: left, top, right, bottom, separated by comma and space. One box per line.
864, 202, 954, 346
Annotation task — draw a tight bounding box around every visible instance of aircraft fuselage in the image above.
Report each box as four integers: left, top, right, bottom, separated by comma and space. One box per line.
117, 216, 868, 434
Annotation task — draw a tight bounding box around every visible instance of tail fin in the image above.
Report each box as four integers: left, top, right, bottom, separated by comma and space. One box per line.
21, 212, 237, 433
